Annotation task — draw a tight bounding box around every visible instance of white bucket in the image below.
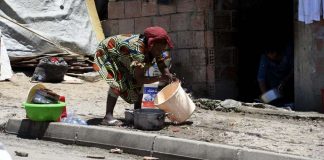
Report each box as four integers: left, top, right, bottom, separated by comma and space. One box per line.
154, 81, 196, 123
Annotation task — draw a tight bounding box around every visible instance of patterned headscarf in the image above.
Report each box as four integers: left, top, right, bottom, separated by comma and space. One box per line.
144, 26, 174, 50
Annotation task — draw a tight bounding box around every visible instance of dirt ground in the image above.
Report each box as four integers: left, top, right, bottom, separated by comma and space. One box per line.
1, 73, 324, 160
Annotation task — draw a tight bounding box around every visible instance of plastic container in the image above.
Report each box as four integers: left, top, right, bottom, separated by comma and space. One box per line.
23, 102, 66, 121
142, 82, 159, 108
58, 96, 67, 121
61, 110, 87, 125
261, 89, 282, 103
154, 81, 196, 123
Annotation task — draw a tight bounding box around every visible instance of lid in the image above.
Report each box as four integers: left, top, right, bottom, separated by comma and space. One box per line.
26, 84, 46, 103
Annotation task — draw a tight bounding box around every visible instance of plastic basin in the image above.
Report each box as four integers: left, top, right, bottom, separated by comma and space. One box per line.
23, 102, 65, 121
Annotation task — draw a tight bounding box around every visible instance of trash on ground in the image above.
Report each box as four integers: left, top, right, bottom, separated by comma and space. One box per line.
15, 151, 28, 157
86, 155, 105, 159
66, 72, 101, 82
62, 75, 84, 84
61, 110, 87, 125
0, 143, 12, 160
109, 148, 123, 154
169, 126, 181, 132
31, 57, 68, 83
143, 156, 159, 160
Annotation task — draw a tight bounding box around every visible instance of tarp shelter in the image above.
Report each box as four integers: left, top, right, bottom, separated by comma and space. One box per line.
0, 0, 104, 61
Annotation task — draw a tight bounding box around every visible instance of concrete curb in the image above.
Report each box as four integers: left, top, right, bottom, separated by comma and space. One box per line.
5, 118, 313, 160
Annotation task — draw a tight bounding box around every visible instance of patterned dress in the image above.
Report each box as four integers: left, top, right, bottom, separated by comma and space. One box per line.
93, 34, 170, 104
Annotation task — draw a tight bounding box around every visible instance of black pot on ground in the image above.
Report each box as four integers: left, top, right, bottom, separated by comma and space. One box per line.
133, 109, 166, 131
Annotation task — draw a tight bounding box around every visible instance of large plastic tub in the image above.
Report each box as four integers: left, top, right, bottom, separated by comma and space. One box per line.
154, 81, 196, 123
23, 102, 65, 121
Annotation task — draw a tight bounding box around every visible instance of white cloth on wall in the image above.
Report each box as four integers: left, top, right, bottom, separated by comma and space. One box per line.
298, 0, 322, 24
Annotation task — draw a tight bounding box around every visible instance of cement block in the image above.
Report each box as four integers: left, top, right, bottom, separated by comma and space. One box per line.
190, 13, 205, 30
43, 123, 79, 143
135, 17, 152, 33
108, 1, 125, 19
76, 125, 156, 153
192, 32, 205, 48
177, 31, 193, 48
119, 19, 134, 34
159, 1, 176, 15
5, 118, 50, 139
125, 1, 141, 18
170, 13, 190, 31
176, 0, 195, 13
199, 142, 239, 160
141, 0, 158, 16
153, 136, 204, 159
153, 15, 171, 32
5, 119, 78, 143
196, 0, 213, 11
238, 149, 312, 160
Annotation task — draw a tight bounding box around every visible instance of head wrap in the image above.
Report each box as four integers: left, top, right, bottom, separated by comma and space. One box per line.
144, 26, 174, 50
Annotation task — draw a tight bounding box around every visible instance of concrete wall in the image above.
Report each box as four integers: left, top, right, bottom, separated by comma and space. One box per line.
101, 0, 215, 97
295, 21, 324, 112
209, 0, 238, 99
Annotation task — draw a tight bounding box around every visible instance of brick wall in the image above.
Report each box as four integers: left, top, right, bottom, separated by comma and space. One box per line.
102, 0, 214, 97
209, 0, 238, 99
101, 0, 240, 99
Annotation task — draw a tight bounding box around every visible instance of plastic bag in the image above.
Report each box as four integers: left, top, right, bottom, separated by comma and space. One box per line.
31, 57, 68, 82
61, 110, 87, 125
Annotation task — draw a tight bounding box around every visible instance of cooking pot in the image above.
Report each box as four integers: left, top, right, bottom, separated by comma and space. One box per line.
261, 88, 282, 103
133, 109, 166, 131
124, 109, 134, 125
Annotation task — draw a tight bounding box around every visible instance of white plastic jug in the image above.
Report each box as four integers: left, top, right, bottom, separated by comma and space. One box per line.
154, 81, 196, 123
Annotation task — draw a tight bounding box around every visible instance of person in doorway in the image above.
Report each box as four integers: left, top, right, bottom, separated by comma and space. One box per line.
93, 26, 178, 126
257, 45, 294, 107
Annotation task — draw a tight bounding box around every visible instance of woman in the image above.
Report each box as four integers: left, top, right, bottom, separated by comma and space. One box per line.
93, 26, 177, 126
257, 45, 293, 106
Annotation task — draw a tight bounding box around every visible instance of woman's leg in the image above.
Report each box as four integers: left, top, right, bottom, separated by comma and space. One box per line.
104, 94, 118, 121
102, 87, 122, 126
134, 93, 143, 109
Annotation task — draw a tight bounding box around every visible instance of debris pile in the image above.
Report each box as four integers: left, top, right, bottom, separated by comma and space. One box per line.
194, 98, 283, 112
11, 55, 94, 74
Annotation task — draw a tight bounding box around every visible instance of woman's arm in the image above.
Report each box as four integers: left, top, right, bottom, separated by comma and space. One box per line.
134, 66, 171, 85
134, 66, 160, 85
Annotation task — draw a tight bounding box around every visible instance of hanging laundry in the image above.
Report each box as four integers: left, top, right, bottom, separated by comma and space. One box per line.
298, 0, 322, 24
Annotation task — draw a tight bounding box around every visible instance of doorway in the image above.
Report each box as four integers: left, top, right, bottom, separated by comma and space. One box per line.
237, 0, 294, 102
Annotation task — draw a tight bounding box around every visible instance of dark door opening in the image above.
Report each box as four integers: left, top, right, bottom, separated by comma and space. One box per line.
237, 0, 294, 102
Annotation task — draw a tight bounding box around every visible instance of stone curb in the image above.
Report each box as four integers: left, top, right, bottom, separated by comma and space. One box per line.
5, 118, 313, 160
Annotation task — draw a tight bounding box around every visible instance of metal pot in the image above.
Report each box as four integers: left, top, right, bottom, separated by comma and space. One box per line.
133, 109, 166, 131
124, 109, 134, 125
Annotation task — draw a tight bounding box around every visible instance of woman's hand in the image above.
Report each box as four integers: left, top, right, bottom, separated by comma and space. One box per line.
159, 73, 178, 84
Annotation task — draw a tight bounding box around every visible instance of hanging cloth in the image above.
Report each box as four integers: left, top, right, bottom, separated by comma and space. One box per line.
298, 0, 322, 24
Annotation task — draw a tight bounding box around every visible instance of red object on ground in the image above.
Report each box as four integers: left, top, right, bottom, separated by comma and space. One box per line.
57, 96, 67, 122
